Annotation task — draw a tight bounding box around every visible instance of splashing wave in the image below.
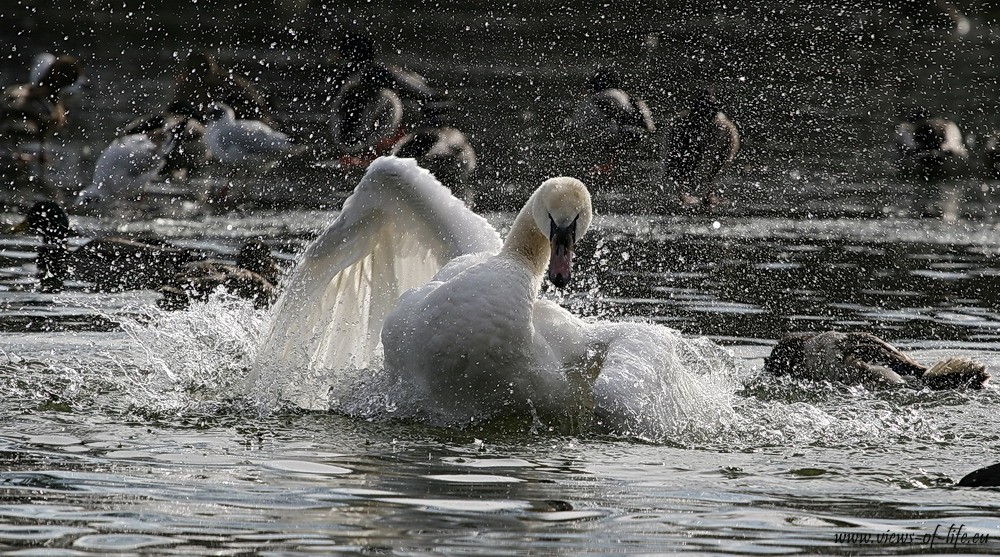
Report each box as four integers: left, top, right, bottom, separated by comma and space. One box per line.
0, 292, 966, 448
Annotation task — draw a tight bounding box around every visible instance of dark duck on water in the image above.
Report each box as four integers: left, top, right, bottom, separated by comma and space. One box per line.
764, 331, 989, 390
893, 106, 968, 181
157, 240, 282, 310
329, 32, 438, 163
11, 201, 202, 293
1, 55, 84, 145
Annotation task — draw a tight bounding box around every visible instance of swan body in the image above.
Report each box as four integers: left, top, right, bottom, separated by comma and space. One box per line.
203, 102, 296, 165
252, 157, 738, 435
379, 175, 593, 423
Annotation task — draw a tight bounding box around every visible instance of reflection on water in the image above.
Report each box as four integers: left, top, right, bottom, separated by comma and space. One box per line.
3, 1, 1000, 555
0, 407, 999, 554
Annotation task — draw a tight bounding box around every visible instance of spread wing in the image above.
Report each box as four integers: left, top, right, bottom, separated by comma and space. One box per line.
250, 156, 502, 409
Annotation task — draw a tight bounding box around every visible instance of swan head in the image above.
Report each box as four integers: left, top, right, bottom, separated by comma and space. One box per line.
531, 177, 592, 288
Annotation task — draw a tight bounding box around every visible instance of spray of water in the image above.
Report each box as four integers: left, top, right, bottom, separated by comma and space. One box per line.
101, 290, 268, 415
0, 287, 962, 449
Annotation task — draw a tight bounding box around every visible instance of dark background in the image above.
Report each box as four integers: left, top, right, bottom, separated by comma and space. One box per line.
4, 1, 998, 180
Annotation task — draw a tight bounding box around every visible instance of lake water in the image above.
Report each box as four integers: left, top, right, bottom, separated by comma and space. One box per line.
3, 1, 1000, 555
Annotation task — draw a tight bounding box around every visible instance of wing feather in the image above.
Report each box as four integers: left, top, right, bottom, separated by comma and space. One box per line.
251, 156, 501, 409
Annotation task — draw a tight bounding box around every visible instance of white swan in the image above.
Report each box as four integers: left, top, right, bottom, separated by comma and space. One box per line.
251, 156, 739, 436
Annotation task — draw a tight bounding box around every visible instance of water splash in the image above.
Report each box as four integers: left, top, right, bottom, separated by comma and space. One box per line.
0, 288, 978, 449
590, 322, 745, 442
102, 291, 268, 415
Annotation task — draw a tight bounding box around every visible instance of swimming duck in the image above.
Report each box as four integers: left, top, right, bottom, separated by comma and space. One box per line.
570, 67, 656, 174
894, 107, 968, 181
10, 201, 203, 293
203, 102, 299, 166
76, 116, 176, 207
660, 89, 740, 209
329, 32, 438, 164
157, 240, 281, 310
390, 102, 477, 199
170, 51, 274, 126
764, 331, 989, 390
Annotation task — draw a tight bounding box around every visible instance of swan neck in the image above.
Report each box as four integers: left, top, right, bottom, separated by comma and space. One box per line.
502, 200, 548, 280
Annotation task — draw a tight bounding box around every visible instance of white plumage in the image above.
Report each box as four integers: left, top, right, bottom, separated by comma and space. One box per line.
251, 157, 738, 437
203, 102, 296, 165
77, 133, 170, 205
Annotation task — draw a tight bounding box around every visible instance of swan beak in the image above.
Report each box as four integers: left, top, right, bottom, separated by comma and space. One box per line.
548, 224, 576, 288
